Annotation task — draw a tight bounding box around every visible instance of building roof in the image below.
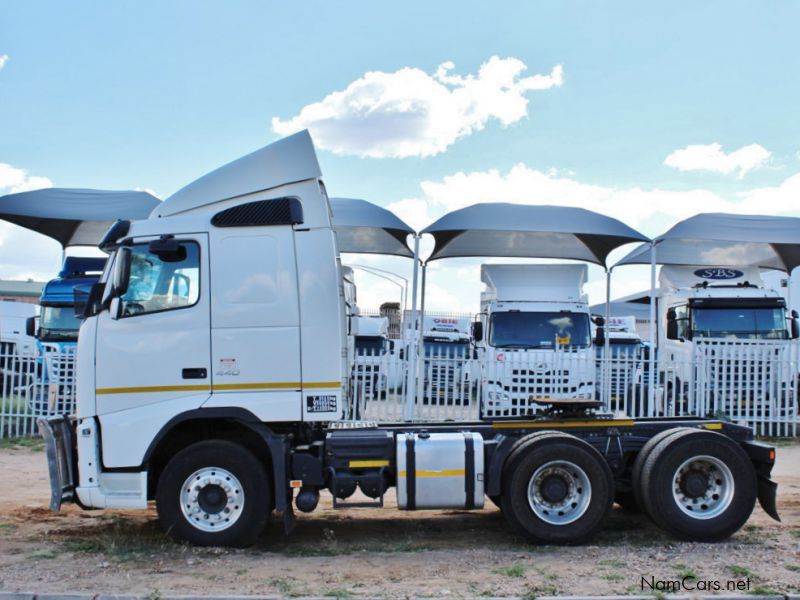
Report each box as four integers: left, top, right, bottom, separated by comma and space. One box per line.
0, 279, 45, 298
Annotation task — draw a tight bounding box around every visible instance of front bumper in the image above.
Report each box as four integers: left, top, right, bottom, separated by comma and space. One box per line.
37, 416, 76, 511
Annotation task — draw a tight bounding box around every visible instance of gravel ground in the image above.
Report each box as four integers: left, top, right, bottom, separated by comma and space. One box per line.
0, 438, 797, 598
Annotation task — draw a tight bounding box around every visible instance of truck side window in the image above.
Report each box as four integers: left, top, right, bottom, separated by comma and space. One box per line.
674, 304, 689, 338
120, 242, 200, 317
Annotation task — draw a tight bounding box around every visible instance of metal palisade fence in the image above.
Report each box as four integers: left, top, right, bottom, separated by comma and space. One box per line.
346, 338, 799, 437
1, 338, 798, 439
0, 343, 77, 439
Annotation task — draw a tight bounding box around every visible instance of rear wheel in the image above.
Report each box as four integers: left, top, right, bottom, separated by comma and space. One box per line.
639, 430, 756, 542
156, 440, 272, 547
631, 427, 696, 514
501, 433, 613, 544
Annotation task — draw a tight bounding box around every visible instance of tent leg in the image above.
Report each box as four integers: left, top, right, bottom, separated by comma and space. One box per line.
404, 235, 421, 421
416, 263, 427, 408
604, 268, 612, 411
648, 243, 657, 416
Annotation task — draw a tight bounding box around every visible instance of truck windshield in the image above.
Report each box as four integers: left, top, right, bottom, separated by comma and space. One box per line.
489, 312, 591, 349
691, 307, 787, 340
39, 305, 81, 341
423, 338, 470, 357
355, 336, 385, 354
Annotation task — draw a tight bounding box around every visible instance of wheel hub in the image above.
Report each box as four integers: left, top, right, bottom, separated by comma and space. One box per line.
180, 467, 245, 533
197, 484, 227, 514
672, 455, 734, 520
680, 469, 709, 498
540, 474, 569, 503
527, 460, 592, 526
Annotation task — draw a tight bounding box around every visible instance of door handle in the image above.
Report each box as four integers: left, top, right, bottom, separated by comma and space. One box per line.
182, 368, 207, 379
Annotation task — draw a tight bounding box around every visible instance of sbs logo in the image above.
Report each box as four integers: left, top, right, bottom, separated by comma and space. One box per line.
693, 268, 744, 280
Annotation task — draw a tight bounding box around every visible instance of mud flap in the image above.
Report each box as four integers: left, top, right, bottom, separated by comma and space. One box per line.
757, 475, 780, 522
37, 416, 75, 511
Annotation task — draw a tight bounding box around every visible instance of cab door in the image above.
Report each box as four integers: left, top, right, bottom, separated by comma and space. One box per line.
94, 234, 210, 467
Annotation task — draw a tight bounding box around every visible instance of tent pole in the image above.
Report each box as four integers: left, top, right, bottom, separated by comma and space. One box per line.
416, 263, 428, 407
404, 235, 421, 420
604, 267, 612, 410
648, 242, 657, 415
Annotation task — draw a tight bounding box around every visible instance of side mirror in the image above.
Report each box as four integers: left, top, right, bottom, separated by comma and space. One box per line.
595, 326, 605, 347
471, 321, 483, 342
791, 310, 799, 340
398, 348, 405, 360
592, 316, 605, 327
112, 247, 132, 297
25, 316, 37, 338
472, 348, 479, 360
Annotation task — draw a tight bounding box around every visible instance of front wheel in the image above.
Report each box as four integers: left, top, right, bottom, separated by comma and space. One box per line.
156, 440, 272, 547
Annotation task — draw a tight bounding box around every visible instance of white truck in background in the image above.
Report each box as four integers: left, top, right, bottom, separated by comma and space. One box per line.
350, 314, 390, 398
658, 265, 798, 413
473, 264, 598, 415
416, 316, 474, 404
0, 300, 38, 384
593, 316, 648, 414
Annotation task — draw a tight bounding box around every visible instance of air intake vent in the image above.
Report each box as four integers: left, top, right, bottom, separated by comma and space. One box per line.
211, 197, 304, 227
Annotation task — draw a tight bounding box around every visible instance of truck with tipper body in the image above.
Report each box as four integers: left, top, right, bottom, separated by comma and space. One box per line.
38, 132, 779, 548
474, 264, 597, 416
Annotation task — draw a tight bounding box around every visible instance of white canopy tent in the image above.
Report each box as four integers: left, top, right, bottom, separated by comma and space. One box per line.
614, 212, 800, 273
329, 197, 415, 258
0, 187, 161, 248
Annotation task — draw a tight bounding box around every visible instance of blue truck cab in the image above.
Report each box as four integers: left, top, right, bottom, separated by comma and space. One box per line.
25, 256, 106, 413
28, 256, 107, 347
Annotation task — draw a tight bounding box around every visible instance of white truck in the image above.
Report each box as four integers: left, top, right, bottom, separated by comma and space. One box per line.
415, 316, 473, 405
38, 132, 779, 548
473, 264, 597, 416
657, 265, 798, 413
593, 316, 648, 414
350, 314, 391, 399
0, 300, 38, 384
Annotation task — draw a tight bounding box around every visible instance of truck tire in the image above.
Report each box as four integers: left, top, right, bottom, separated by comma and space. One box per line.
500, 432, 613, 544
639, 429, 756, 542
156, 440, 272, 547
631, 427, 696, 514
493, 430, 567, 511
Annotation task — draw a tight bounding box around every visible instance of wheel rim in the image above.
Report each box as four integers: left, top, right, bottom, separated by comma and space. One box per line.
180, 467, 244, 532
527, 460, 592, 525
672, 455, 734, 520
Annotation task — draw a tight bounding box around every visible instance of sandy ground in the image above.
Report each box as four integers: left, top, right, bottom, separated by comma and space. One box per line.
0, 439, 798, 598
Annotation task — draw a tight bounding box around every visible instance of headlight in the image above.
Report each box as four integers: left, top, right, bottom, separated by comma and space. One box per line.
486, 391, 510, 402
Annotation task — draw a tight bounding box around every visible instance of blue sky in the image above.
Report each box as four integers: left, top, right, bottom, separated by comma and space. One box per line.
2, 1, 800, 311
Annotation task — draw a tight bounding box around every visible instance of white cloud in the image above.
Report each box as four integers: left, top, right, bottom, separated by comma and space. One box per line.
0, 55, 8, 70
272, 57, 563, 158
664, 142, 771, 178
0, 163, 53, 194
